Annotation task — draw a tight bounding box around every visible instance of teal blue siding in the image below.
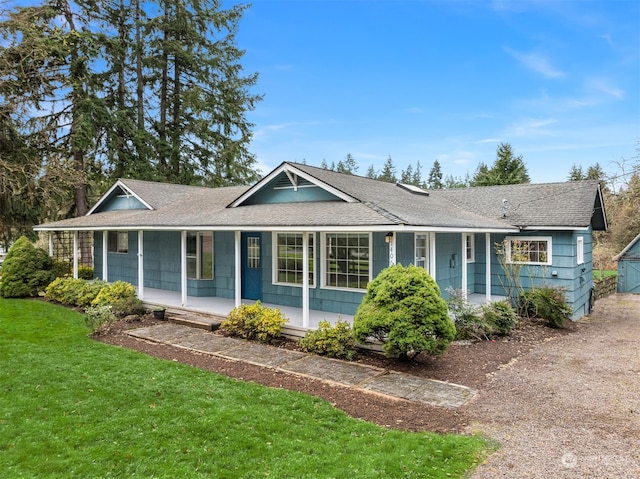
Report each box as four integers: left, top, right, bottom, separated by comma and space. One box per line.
434, 233, 463, 298
242, 173, 341, 205
617, 235, 640, 293
395, 233, 414, 266
94, 187, 147, 212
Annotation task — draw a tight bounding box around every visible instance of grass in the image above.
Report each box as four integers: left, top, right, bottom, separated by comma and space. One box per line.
593, 269, 617, 280
0, 298, 494, 478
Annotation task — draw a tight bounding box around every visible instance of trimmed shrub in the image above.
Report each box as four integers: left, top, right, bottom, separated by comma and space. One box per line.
300, 320, 357, 360
220, 302, 287, 343
445, 287, 493, 340
482, 300, 518, 336
84, 304, 117, 332
91, 281, 138, 306
78, 265, 95, 280
519, 286, 572, 328
110, 297, 145, 318
45, 277, 108, 308
353, 264, 456, 360
0, 236, 55, 298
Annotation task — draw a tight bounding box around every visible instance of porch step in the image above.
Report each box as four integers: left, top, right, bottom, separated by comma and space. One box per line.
166, 310, 225, 332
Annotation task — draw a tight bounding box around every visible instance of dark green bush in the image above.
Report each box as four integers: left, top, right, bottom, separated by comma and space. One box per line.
52, 260, 72, 279
0, 236, 55, 298
482, 300, 518, 336
300, 320, 357, 360
78, 265, 95, 280
110, 297, 145, 317
353, 264, 455, 360
519, 286, 572, 328
220, 302, 288, 343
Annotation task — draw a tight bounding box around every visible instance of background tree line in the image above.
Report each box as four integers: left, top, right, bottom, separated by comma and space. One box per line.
320, 142, 640, 266
0, 0, 261, 248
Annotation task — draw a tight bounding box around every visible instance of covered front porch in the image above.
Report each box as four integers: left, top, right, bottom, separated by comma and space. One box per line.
140, 287, 499, 336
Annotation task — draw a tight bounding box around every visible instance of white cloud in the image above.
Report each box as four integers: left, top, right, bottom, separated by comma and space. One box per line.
504, 46, 566, 79
505, 117, 558, 137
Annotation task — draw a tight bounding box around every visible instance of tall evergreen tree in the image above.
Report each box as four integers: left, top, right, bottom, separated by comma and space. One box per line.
378, 156, 397, 183
427, 159, 444, 189
336, 154, 358, 175
568, 163, 584, 181
471, 143, 530, 186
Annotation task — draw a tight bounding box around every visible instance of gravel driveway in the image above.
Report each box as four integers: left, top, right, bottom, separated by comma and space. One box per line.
467, 294, 640, 478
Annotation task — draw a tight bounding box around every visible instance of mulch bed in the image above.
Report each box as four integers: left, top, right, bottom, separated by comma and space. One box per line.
93, 315, 576, 434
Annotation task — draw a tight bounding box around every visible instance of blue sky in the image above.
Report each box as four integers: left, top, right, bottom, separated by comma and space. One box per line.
235, 0, 639, 183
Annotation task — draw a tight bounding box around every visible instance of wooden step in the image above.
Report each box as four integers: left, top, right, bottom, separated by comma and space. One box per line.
166, 311, 225, 332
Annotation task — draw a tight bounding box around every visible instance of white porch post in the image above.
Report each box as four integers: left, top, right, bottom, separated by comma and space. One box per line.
234, 231, 241, 308
72, 231, 78, 279
102, 231, 108, 281
429, 232, 436, 280
180, 231, 187, 307
388, 232, 396, 266
48, 233, 53, 256
137, 230, 144, 300
461, 233, 468, 301
485, 232, 492, 302
302, 232, 310, 328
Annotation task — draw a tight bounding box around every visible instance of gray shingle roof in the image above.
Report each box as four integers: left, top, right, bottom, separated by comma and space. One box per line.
35, 163, 604, 232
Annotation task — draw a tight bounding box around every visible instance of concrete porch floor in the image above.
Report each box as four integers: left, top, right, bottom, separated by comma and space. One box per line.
140, 288, 353, 332
140, 288, 503, 333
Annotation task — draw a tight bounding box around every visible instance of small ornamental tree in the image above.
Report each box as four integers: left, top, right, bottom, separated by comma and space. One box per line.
353, 264, 456, 360
0, 236, 54, 298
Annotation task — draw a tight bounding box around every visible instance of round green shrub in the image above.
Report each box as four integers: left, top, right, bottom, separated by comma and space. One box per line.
518, 286, 572, 328
300, 320, 357, 360
353, 264, 456, 360
91, 281, 138, 306
0, 236, 55, 298
482, 300, 518, 336
220, 301, 287, 343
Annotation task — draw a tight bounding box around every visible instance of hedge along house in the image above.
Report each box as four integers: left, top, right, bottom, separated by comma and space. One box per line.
614, 232, 640, 294
35, 162, 606, 331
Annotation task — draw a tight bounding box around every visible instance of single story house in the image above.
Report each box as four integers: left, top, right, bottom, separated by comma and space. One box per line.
614, 233, 640, 294
35, 162, 607, 330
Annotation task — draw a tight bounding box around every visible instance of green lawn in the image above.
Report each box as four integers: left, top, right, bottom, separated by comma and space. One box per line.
0, 298, 494, 478
593, 269, 617, 280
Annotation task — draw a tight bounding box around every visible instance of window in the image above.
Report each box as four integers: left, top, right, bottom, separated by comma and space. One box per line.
415, 234, 428, 269
324, 233, 370, 290
577, 236, 584, 265
108, 231, 128, 253
274, 233, 314, 286
465, 234, 475, 263
506, 236, 552, 265
187, 232, 213, 280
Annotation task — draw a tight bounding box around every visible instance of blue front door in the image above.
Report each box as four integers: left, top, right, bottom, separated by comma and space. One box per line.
241, 232, 262, 301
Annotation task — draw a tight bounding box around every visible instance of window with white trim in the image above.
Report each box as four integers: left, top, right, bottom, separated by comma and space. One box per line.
415, 234, 428, 269
577, 236, 584, 265
506, 236, 552, 265
187, 232, 213, 280
108, 231, 128, 253
324, 233, 370, 290
274, 233, 314, 286
466, 234, 475, 263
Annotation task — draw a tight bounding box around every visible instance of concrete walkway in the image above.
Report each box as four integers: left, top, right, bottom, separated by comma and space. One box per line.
127, 322, 475, 408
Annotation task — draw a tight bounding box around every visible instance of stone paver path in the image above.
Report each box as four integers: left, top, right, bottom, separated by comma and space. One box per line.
128, 323, 475, 408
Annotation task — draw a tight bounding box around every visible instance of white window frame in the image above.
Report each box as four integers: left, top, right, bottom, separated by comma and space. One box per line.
465, 233, 475, 263
186, 231, 214, 280
506, 236, 552, 266
414, 233, 428, 269
577, 236, 584, 265
272, 232, 315, 287
321, 232, 371, 291
108, 231, 128, 254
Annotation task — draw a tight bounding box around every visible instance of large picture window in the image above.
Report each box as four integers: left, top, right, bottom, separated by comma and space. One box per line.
187, 232, 213, 280
108, 231, 128, 253
274, 233, 314, 286
506, 236, 552, 265
324, 233, 370, 290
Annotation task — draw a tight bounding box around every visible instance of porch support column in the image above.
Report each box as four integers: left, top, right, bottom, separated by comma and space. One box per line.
138, 230, 144, 300
485, 232, 492, 302
234, 231, 241, 308
72, 231, 79, 279
302, 232, 310, 328
180, 231, 187, 307
461, 233, 468, 301
429, 232, 436, 280
48, 233, 53, 257
102, 231, 108, 281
